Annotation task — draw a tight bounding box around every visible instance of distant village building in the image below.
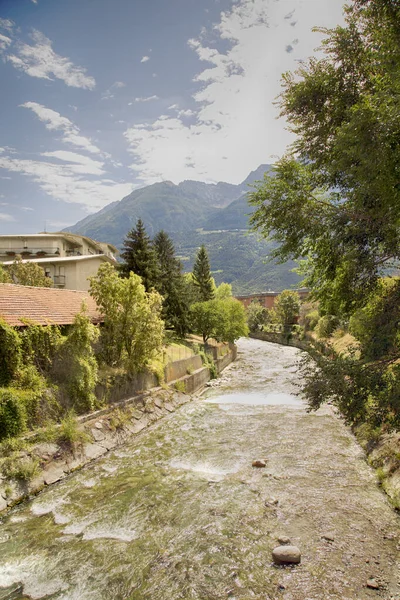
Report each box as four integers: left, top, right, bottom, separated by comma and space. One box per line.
0, 283, 102, 327
0, 233, 117, 291
235, 288, 309, 309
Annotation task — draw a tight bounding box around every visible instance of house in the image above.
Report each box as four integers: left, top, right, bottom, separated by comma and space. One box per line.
235, 288, 309, 309
0, 283, 102, 327
0, 233, 118, 291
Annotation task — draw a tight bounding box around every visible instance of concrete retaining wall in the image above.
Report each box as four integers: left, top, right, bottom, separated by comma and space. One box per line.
164, 355, 203, 383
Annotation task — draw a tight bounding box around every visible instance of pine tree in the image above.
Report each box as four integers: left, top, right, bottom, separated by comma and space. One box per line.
120, 219, 159, 291
192, 245, 214, 302
154, 230, 189, 337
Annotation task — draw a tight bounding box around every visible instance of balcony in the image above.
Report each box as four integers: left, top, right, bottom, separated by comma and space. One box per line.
53, 275, 66, 287
0, 247, 60, 258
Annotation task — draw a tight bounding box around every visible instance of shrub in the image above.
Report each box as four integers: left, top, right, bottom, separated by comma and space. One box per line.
303, 309, 320, 331
315, 315, 340, 338
174, 380, 186, 393
2, 456, 39, 481
274, 290, 301, 327
19, 322, 62, 373
0, 389, 28, 440
0, 320, 22, 387
57, 411, 90, 450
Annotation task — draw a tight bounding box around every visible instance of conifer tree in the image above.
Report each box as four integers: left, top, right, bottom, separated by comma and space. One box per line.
154, 230, 189, 337
192, 245, 215, 301
120, 219, 159, 291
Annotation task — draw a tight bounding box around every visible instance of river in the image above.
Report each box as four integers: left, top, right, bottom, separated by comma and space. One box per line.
0, 338, 399, 600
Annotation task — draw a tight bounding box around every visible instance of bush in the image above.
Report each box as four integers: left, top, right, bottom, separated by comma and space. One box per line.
174, 380, 186, 393
19, 322, 62, 373
57, 411, 90, 450
0, 389, 27, 440
2, 456, 39, 481
303, 309, 320, 331
0, 320, 22, 387
274, 290, 301, 327
315, 315, 340, 338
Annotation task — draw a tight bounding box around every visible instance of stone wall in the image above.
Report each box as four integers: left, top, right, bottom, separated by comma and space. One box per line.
0, 344, 237, 514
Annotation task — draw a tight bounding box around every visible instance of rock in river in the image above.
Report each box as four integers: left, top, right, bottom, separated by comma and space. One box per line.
272, 545, 301, 565
252, 460, 266, 468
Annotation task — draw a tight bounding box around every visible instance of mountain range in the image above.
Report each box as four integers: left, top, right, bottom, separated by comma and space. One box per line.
65, 165, 302, 294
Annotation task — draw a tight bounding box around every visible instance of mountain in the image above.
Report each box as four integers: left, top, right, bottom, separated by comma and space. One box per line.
65, 164, 302, 293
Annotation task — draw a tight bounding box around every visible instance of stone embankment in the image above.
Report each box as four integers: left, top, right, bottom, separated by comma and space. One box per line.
0, 345, 237, 514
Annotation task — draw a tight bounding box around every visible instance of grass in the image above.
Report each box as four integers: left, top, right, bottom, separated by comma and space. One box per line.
108, 408, 131, 432
174, 380, 186, 393
1, 456, 39, 482
57, 411, 91, 450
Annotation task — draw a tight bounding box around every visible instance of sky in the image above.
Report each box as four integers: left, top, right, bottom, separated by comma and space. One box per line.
0, 0, 346, 234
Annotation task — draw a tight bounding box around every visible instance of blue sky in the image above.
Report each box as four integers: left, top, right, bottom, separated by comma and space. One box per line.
0, 0, 346, 234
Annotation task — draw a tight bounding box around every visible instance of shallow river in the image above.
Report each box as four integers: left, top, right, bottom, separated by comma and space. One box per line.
0, 338, 399, 600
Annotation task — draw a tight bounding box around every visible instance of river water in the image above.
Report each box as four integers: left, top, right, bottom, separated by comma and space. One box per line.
0, 338, 399, 600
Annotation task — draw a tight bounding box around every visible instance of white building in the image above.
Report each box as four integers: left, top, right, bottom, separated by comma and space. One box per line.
0, 233, 118, 291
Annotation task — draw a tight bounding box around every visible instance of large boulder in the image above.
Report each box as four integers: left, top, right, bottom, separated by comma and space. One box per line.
272, 545, 301, 565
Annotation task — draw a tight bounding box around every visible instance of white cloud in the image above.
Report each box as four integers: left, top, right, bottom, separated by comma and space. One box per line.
41, 151, 105, 175
21, 102, 102, 155
0, 153, 133, 211
20, 206, 34, 211
125, 0, 346, 185
31, 0, 38, 4
7, 30, 95, 89
140, 55, 150, 63
132, 95, 159, 103
0, 33, 12, 51
113, 81, 125, 88
0, 213, 16, 222
177, 109, 195, 118
0, 18, 14, 34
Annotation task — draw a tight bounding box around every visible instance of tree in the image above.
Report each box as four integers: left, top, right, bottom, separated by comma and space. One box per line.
8, 257, 52, 287
89, 263, 164, 372
246, 300, 270, 333
273, 290, 301, 328
250, 0, 400, 315
215, 282, 232, 300
120, 219, 159, 291
153, 230, 189, 338
192, 245, 215, 301
191, 298, 248, 344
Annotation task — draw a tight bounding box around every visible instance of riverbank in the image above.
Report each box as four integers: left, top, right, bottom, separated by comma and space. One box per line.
1, 337, 398, 600
0, 344, 237, 514
250, 330, 400, 511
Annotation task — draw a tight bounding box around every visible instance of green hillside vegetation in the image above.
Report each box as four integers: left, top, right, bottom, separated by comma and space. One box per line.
65, 164, 301, 293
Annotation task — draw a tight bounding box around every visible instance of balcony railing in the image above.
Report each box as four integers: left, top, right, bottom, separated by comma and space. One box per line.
0, 247, 60, 257
53, 275, 66, 287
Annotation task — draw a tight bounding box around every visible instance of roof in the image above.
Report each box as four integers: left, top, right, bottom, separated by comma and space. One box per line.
0, 232, 118, 254
0, 284, 103, 327
2, 254, 115, 266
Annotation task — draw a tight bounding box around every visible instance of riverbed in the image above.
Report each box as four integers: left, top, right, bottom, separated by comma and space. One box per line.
0, 338, 399, 599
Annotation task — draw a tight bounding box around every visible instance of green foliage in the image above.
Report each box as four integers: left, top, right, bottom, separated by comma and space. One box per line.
250, 0, 400, 314
302, 309, 320, 332
120, 218, 160, 291
8, 257, 52, 287
2, 456, 39, 481
215, 282, 232, 300
0, 264, 12, 283
57, 410, 90, 449
192, 245, 215, 301
191, 298, 248, 344
273, 290, 301, 328
315, 315, 340, 339
19, 322, 62, 374
57, 305, 99, 413
174, 380, 186, 393
0, 389, 27, 440
0, 320, 22, 387
349, 278, 400, 360
198, 350, 218, 379
154, 230, 190, 338
108, 408, 131, 432
89, 263, 164, 373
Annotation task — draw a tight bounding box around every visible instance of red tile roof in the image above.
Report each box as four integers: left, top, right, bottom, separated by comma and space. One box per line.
0, 284, 103, 327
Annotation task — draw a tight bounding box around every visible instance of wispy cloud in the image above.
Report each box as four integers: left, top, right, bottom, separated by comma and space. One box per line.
124, 0, 346, 185
41, 151, 105, 175
0, 212, 16, 222
0, 18, 14, 34
0, 152, 133, 211
7, 30, 95, 89
132, 95, 159, 103
0, 33, 12, 51
140, 55, 150, 63
21, 102, 102, 155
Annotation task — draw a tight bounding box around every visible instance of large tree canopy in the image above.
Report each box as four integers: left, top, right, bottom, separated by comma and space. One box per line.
250, 0, 400, 315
